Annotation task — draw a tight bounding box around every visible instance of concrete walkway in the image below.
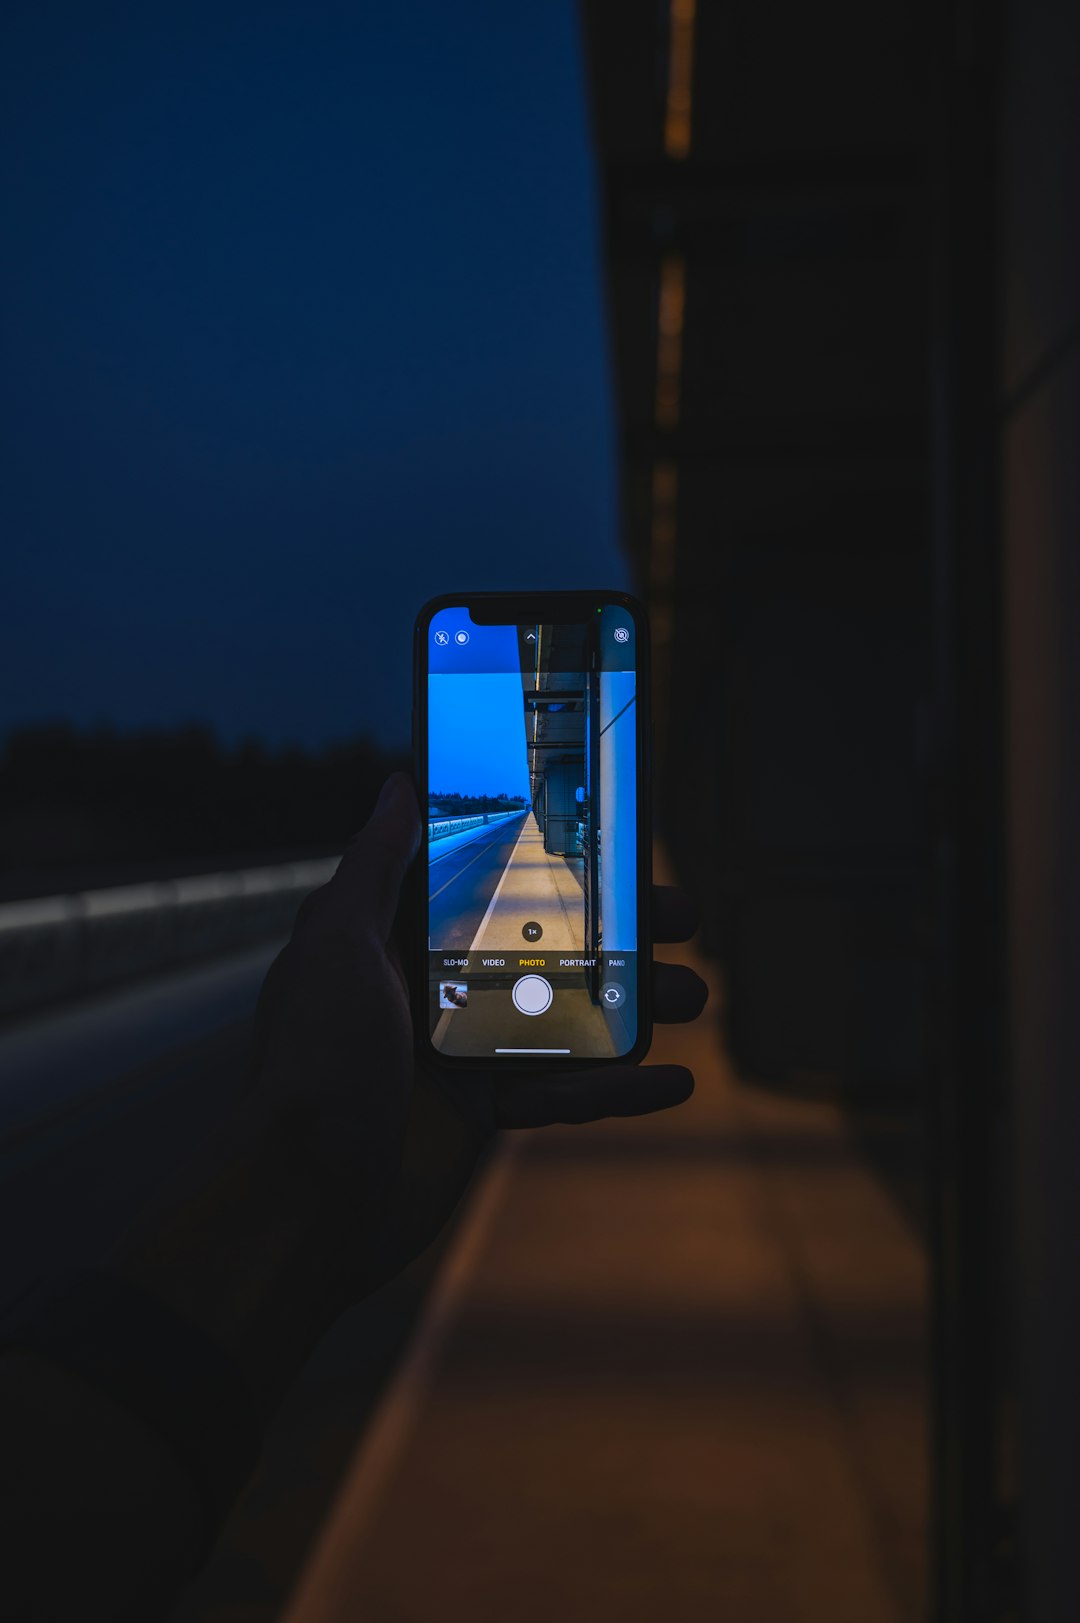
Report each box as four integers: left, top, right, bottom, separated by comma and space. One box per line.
469, 813, 585, 952
277, 917, 927, 1621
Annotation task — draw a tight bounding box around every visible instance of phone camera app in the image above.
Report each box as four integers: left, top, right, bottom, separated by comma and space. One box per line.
427, 608, 637, 1059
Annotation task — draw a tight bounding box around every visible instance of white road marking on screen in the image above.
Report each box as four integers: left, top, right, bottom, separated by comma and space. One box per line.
467, 816, 531, 949
427, 828, 493, 866
427, 817, 521, 903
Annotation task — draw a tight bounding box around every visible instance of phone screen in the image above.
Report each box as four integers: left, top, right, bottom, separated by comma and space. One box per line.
423, 601, 642, 1060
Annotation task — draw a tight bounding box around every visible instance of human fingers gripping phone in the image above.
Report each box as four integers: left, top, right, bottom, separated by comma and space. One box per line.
414, 592, 652, 1067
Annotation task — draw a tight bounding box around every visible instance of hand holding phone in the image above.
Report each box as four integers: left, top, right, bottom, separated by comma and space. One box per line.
251, 769, 706, 1303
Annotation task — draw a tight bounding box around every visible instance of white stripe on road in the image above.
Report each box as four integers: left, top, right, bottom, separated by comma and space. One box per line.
427, 817, 521, 903
467, 816, 532, 951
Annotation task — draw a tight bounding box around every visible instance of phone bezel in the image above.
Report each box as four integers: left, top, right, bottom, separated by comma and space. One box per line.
413, 590, 653, 1070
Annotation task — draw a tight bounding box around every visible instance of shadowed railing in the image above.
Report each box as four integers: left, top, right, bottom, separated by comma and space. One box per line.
0, 858, 338, 1020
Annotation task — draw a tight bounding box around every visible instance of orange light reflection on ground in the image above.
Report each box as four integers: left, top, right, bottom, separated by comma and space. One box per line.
655, 254, 686, 430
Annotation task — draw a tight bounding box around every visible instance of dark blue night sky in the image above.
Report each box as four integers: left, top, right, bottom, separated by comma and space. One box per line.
1, 1, 628, 753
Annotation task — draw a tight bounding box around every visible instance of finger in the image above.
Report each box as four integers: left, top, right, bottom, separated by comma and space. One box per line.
653, 961, 708, 1023
652, 884, 699, 943
496, 1064, 694, 1129
311, 772, 421, 943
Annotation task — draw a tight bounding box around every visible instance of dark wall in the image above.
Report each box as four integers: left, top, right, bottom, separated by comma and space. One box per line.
581, 2, 1079, 1616
1000, 1, 1080, 1615
581, 0, 934, 1104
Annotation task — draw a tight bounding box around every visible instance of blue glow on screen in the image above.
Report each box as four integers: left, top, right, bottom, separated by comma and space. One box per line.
424, 604, 641, 1056
428, 674, 530, 802
599, 670, 637, 951
427, 614, 524, 674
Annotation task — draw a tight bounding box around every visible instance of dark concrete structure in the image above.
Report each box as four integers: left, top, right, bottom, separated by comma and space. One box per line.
580, 2, 1080, 1617
580, 0, 932, 1100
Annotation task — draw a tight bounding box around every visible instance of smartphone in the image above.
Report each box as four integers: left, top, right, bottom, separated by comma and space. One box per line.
413, 591, 651, 1068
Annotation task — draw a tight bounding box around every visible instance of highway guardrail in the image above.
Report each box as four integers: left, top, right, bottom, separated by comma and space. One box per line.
0, 858, 339, 1020
428, 809, 523, 842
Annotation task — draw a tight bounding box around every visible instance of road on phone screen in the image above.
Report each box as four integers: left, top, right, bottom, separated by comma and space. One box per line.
428, 813, 528, 950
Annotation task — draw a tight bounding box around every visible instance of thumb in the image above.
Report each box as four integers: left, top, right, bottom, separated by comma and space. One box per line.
333, 772, 421, 940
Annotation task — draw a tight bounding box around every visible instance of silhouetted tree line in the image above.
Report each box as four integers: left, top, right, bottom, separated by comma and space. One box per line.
428, 792, 527, 815
0, 724, 402, 897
